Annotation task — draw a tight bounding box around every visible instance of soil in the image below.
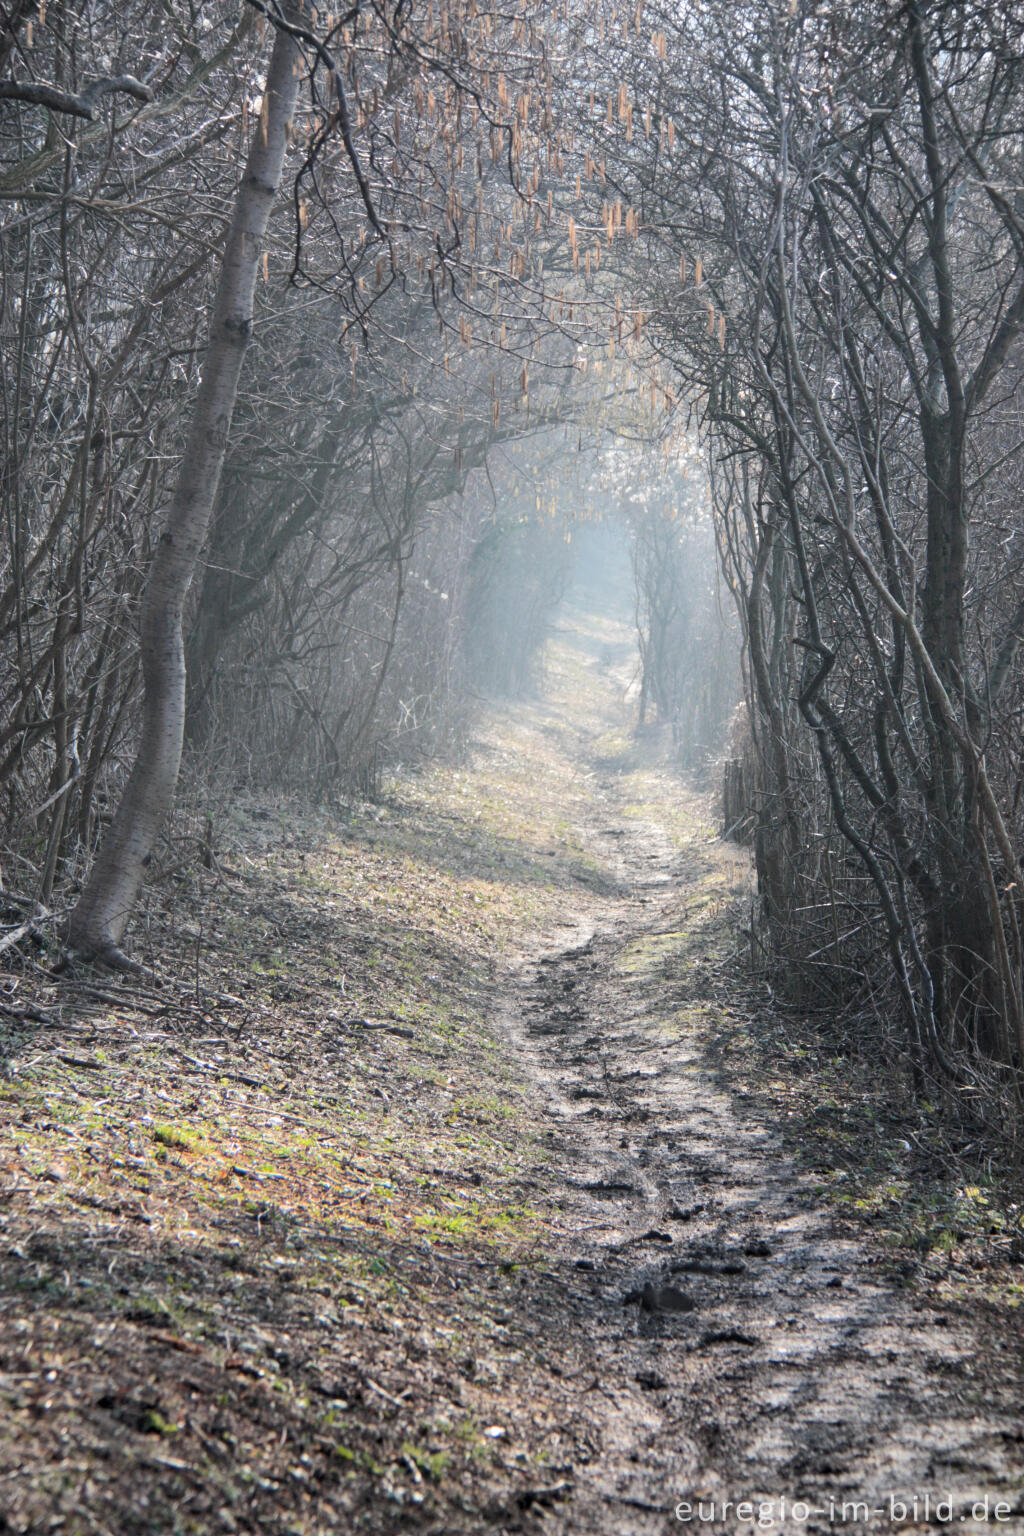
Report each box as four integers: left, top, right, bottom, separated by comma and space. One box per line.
1, 608, 1022, 1536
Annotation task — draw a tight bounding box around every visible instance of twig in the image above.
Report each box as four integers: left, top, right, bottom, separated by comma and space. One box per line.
0, 922, 32, 956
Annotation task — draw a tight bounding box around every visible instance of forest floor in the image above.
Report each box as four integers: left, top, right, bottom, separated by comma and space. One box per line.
1, 608, 1023, 1536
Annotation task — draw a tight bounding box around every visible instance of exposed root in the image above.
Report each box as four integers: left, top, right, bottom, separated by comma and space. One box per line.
55, 940, 163, 985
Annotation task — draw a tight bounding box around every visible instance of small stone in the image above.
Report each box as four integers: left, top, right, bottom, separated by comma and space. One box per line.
639, 1283, 696, 1314
742, 1238, 772, 1258
667, 1203, 704, 1222
635, 1368, 668, 1390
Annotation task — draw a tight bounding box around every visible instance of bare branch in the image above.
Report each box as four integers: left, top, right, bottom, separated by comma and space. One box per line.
0, 74, 154, 121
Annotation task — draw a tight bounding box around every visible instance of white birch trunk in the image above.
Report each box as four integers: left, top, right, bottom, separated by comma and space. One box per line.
67, 22, 301, 962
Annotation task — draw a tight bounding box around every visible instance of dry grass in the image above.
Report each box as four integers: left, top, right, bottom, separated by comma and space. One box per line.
0, 638, 635, 1536
2, 609, 1022, 1534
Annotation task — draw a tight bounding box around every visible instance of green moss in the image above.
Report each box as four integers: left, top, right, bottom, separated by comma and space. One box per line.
400, 1442, 450, 1482
153, 1124, 202, 1151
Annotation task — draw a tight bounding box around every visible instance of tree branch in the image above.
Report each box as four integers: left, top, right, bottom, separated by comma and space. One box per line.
0, 74, 153, 121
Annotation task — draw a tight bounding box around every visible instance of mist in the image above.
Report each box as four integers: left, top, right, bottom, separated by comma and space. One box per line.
2, 1, 1023, 1526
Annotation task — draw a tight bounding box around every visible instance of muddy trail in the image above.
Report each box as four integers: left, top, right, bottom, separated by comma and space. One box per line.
486, 624, 1024, 1535
1, 609, 1022, 1536
503, 787, 1023, 1528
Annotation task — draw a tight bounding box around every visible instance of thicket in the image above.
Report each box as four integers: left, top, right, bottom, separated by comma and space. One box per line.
580, 0, 1024, 1124
0, 0, 592, 927
627, 469, 738, 774
4, 0, 1024, 1133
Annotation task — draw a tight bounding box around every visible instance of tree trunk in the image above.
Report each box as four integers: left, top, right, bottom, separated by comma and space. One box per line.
67, 21, 301, 962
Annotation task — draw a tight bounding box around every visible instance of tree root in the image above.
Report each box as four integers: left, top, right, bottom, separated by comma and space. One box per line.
54, 941, 164, 985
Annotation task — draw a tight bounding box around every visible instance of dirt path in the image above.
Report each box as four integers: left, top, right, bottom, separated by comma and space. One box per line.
479, 618, 1024, 1535
1, 608, 1022, 1536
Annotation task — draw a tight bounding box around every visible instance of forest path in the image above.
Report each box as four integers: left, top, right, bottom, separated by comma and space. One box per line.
477, 610, 1024, 1534
1, 606, 1022, 1536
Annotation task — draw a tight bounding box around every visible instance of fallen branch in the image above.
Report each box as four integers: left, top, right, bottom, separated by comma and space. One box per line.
0, 922, 32, 956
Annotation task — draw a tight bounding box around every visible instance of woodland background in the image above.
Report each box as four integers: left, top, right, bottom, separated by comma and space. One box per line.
3, 0, 1024, 1144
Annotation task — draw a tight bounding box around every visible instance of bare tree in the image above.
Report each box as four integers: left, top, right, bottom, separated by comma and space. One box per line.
572, 0, 1024, 1105
66, 14, 302, 963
